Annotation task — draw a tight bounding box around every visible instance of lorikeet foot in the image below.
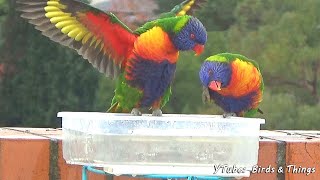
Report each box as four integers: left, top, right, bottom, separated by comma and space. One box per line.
131, 108, 142, 116
152, 109, 163, 116
223, 112, 237, 118
202, 86, 211, 103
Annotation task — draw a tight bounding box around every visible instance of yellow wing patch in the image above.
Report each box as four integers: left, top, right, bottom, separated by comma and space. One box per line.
177, 0, 195, 16
44, 0, 102, 49
17, 0, 125, 79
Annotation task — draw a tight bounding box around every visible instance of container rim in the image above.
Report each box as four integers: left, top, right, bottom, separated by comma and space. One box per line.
57, 111, 265, 124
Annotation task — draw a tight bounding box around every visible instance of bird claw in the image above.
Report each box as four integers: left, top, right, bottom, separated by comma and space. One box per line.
223, 112, 237, 118
152, 109, 162, 116
131, 108, 142, 116
202, 86, 211, 103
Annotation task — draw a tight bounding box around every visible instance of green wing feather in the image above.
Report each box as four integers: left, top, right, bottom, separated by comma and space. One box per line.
134, 0, 207, 35
134, 15, 190, 35
160, 86, 172, 108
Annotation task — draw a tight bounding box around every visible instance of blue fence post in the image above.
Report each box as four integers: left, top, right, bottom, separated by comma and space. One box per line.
82, 166, 88, 180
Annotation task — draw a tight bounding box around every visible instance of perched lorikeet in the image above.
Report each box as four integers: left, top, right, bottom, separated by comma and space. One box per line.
199, 53, 264, 118
17, 0, 208, 116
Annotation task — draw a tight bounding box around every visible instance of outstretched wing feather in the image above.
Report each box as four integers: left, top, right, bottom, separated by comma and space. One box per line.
176, 0, 207, 16
17, 0, 137, 79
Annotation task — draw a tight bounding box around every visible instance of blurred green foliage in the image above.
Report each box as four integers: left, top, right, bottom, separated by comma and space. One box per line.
0, 0, 319, 129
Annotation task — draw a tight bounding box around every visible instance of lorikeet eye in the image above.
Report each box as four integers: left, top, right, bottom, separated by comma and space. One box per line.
190, 33, 195, 39
215, 81, 219, 87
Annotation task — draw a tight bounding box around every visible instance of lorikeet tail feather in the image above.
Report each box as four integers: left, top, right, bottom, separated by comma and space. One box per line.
107, 102, 130, 113
107, 102, 118, 113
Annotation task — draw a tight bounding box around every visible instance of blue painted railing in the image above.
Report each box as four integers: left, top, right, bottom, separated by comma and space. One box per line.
82, 166, 230, 180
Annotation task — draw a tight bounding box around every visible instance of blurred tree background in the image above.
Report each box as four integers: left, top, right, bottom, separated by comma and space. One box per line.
0, 0, 319, 129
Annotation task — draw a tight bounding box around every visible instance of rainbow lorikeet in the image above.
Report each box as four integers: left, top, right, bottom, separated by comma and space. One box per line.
17, 0, 208, 116
199, 53, 264, 118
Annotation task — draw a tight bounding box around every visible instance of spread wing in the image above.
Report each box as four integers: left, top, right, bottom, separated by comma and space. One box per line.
158, 0, 207, 18
17, 0, 138, 79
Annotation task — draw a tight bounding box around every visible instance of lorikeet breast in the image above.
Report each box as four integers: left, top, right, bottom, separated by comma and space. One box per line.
218, 59, 262, 97
216, 59, 263, 115
112, 27, 178, 111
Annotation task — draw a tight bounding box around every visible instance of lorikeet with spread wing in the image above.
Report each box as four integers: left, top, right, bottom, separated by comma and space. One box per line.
199, 53, 264, 118
17, 0, 208, 116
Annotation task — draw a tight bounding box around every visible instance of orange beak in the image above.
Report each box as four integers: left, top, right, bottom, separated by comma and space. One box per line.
193, 44, 204, 56
209, 81, 221, 91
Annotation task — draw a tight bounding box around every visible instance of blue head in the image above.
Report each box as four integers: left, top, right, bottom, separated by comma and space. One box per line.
172, 16, 207, 55
199, 61, 232, 91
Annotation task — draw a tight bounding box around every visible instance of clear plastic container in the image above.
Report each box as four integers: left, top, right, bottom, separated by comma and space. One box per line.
58, 112, 265, 176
